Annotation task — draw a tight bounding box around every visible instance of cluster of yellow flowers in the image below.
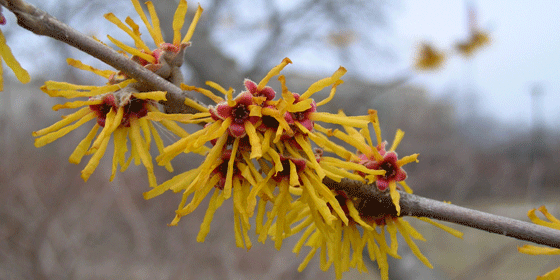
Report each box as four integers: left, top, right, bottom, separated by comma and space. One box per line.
414, 23, 490, 71
28, 1, 467, 278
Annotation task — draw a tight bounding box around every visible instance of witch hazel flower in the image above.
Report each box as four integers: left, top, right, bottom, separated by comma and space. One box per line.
33, 59, 196, 187
320, 109, 418, 215
104, 0, 202, 81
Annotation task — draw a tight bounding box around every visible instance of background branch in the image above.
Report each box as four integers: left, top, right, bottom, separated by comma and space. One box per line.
2, 0, 558, 251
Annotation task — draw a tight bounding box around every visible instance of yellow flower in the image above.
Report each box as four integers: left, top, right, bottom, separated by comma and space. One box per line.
148, 59, 372, 249
104, 0, 203, 77
518, 206, 560, 280
288, 193, 463, 280
414, 42, 446, 71
315, 109, 418, 215
0, 11, 30, 91
455, 30, 490, 57
33, 59, 196, 187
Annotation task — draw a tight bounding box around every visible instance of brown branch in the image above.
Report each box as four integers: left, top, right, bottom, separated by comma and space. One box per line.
325, 177, 560, 249
2, 0, 559, 250
0, 0, 199, 114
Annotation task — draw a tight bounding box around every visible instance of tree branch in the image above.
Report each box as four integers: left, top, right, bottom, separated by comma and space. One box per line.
0, 0, 200, 114
325, 177, 560, 249
2, 0, 559, 250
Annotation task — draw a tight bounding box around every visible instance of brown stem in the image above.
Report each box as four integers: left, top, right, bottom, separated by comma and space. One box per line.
325, 177, 560, 249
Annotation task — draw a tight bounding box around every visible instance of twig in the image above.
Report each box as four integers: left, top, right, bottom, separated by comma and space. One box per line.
2, 0, 559, 250
325, 177, 560, 249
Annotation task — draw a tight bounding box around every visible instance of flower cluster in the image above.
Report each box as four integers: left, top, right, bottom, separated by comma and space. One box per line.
142, 55, 463, 278
413, 7, 490, 71
31, 1, 464, 279
33, 0, 206, 186
518, 206, 560, 280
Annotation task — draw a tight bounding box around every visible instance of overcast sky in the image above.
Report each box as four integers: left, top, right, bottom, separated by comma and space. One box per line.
392, 0, 560, 129
5, 0, 560, 130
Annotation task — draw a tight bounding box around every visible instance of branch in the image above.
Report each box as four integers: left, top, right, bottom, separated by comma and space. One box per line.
3, 0, 559, 251
325, 178, 560, 249
0, 0, 199, 114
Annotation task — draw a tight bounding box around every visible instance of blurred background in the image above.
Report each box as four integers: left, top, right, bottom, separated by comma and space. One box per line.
1, 0, 559, 279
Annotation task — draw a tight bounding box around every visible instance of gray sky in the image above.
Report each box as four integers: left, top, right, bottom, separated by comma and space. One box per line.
395, 0, 560, 128
5, 0, 560, 129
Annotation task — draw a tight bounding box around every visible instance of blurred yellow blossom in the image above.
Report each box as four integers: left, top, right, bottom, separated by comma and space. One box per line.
414, 42, 446, 71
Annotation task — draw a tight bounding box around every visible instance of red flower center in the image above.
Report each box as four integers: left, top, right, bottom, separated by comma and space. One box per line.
379, 160, 397, 180
89, 95, 149, 127
232, 103, 250, 124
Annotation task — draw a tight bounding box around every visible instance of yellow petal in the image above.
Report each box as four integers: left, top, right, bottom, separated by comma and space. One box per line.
173, 0, 189, 45
346, 200, 373, 230
518, 245, 560, 255
288, 98, 312, 112
399, 181, 414, 194
368, 109, 383, 145
398, 153, 419, 166
110, 127, 129, 181
69, 124, 100, 164
131, 0, 157, 46
90, 107, 122, 150
33, 107, 92, 137
148, 121, 172, 172
0, 30, 30, 84
389, 129, 405, 151
311, 112, 369, 128
81, 133, 111, 182
182, 4, 204, 44
538, 206, 560, 224
538, 266, 560, 280
417, 217, 463, 239
107, 35, 155, 64
181, 83, 224, 103
52, 99, 103, 111
145, 1, 164, 46
67, 58, 115, 79
197, 189, 226, 242
529, 209, 560, 230
395, 219, 433, 269
134, 91, 167, 101
129, 118, 157, 187
245, 121, 262, 159
103, 13, 150, 52
295, 134, 325, 178
257, 57, 292, 90
223, 137, 240, 199
300, 66, 346, 100
34, 111, 96, 148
